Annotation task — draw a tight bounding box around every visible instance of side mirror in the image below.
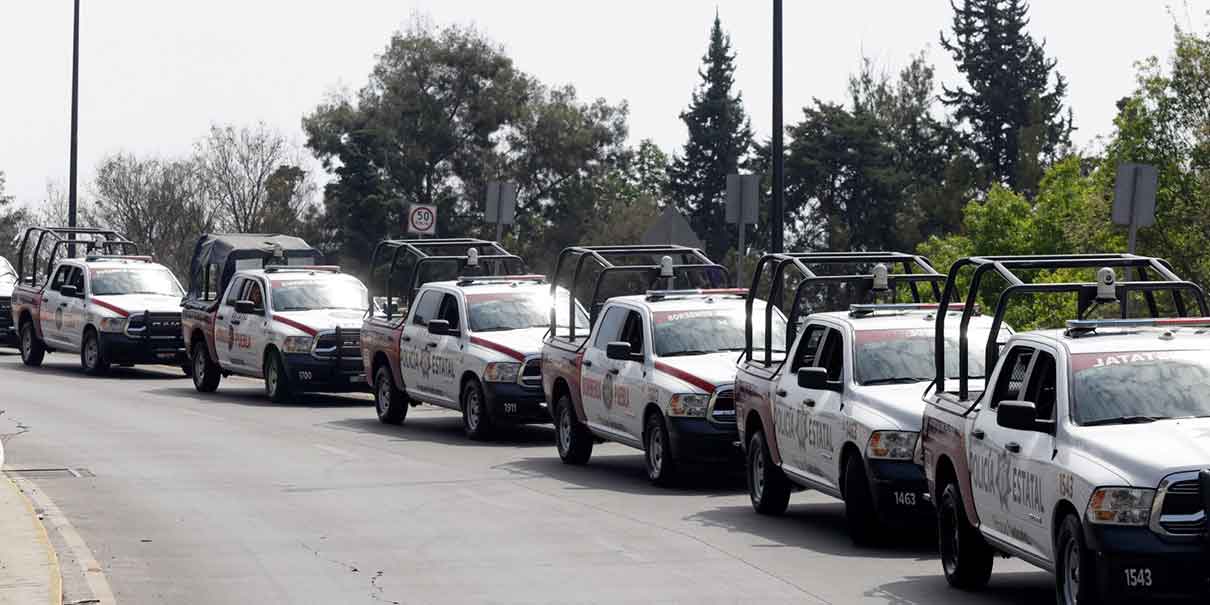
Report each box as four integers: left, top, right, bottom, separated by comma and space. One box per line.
606, 341, 633, 361
997, 400, 1042, 432
234, 300, 257, 315
427, 319, 451, 336
59, 284, 78, 297
797, 366, 843, 392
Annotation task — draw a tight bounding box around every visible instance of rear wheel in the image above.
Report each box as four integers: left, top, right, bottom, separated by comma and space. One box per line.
644, 411, 678, 486
19, 321, 44, 367
554, 394, 592, 465
81, 329, 110, 375
938, 481, 993, 590
747, 430, 790, 515
374, 366, 408, 425
191, 341, 221, 393
843, 454, 881, 546
264, 351, 294, 403
461, 378, 493, 440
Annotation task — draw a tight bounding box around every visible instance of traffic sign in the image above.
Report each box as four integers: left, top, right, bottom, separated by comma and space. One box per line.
407, 203, 437, 235
1112, 163, 1158, 253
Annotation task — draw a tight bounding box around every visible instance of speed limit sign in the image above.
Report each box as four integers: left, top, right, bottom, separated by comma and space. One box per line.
407, 203, 437, 235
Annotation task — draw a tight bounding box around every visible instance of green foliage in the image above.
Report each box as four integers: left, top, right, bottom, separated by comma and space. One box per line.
0, 171, 24, 261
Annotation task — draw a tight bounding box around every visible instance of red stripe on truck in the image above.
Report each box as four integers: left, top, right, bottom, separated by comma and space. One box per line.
654, 361, 716, 394
91, 298, 129, 317
469, 336, 524, 361
272, 315, 318, 336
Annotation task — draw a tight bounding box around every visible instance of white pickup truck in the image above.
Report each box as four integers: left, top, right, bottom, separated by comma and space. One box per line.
0, 256, 15, 347
920, 255, 1210, 604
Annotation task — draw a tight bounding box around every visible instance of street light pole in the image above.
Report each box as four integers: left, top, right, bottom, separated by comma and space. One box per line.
771, 0, 784, 253
69, 0, 80, 228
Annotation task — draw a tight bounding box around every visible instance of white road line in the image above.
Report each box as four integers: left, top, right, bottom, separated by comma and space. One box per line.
313, 444, 357, 459
11, 475, 117, 605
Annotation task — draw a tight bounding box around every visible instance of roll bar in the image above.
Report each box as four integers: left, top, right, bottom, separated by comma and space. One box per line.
16, 227, 137, 286
366, 238, 527, 319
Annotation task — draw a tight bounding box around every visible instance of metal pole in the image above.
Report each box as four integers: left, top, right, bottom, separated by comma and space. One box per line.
69, 0, 80, 229
1127, 167, 1140, 255
494, 218, 503, 243
737, 222, 746, 288
771, 0, 784, 253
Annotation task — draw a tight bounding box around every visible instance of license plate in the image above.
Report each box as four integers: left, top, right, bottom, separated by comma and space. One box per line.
157, 352, 176, 359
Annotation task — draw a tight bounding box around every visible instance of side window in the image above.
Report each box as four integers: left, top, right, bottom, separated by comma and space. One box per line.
437, 294, 461, 330
68, 268, 85, 295
991, 346, 1035, 407
411, 290, 442, 326
1024, 351, 1057, 422
593, 307, 628, 349
620, 311, 645, 355
49, 265, 73, 292
246, 281, 265, 312
819, 328, 845, 381
225, 278, 246, 306
790, 324, 827, 372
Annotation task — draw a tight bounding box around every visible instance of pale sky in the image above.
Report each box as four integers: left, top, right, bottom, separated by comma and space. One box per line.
2, 1, 1205, 207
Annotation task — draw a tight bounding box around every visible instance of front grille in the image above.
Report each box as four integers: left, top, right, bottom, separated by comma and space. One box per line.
0, 297, 11, 329
127, 312, 183, 340
710, 388, 736, 424
520, 358, 542, 389
1158, 479, 1205, 535
314, 328, 361, 359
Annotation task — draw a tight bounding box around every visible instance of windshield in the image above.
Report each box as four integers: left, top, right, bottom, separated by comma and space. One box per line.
855, 329, 991, 385
90, 268, 183, 297
1072, 351, 1210, 424
655, 303, 787, 357
468, 290, 588, 332
271, 278, 368, 312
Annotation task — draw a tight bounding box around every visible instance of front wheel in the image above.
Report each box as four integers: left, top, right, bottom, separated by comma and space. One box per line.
461, 379, 493, 440
554, 394, 592, 465
264, 351, 294, 403
19, 321, 45, 367
81, 329, 110, 375
191, 341, 221, 393
938, 481, 993, 590
747, 430, 790, 515
1056, 514, 1102, 605
843, 454, 881, 546
644, 411, 678, 486
374, 366, 408, 425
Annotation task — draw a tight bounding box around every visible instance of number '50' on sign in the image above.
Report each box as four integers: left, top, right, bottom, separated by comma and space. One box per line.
407, 203, 437, 235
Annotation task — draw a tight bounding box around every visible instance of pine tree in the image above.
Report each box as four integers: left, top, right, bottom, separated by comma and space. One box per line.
667, 14, 753, 261
941, 0, 1072, 198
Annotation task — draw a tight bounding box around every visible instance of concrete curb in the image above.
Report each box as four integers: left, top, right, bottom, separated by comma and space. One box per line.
0, 439, 63, 605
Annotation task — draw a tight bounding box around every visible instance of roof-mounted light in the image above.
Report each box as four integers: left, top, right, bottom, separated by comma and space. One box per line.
872, 263, 890, 292
646, 288, 747, 301
1096, 267, 1117, 302
1066, 317, 1210, 333
659, 255, 675, 279
849, 303, 941, 317
456, 274, 546, 287
466, 248, 480, 268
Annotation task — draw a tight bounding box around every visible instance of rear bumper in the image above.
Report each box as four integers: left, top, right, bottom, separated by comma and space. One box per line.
282, 353, 368, 393
867, 459, 933, 526
666, 417, 740, 464
483, 381, 549, 423
99, 333, 186, 365
1085, 524, 1210, 599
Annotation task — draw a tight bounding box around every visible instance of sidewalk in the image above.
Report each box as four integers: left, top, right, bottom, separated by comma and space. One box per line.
0, 439, 61, 605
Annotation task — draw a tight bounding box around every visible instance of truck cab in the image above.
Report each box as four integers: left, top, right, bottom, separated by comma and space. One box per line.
542, 245, 738, 484
736, 252, 979, 544
0, 256, 16, 347
919, 254, 1210, 603
182, 233, 369, 402
11, 226, 187, 373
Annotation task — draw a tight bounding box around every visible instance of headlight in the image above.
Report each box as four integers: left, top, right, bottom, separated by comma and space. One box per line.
282, 335, 314, 354
867, 431, 917, 460
1087, 487, 1155, 526
668, 393, 709, 417
483, 362, 522, 383
98, 317, 128, 333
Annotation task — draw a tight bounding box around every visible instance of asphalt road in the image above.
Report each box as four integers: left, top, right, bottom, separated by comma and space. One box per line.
0, 351, 1052, 604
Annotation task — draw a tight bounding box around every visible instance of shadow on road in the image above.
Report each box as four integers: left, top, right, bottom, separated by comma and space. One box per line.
499, 451, 747, 497
322, 413, 557, 448
2, 358, 185, 380
866, 572, 1053, 605
145, 385, 371, 408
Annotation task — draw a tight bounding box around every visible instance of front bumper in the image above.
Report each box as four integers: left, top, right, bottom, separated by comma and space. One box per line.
282, 353, 368, 393
1085, 524, 1210, 600
666, 417, 740, 465
99, 333, 186, 365
867, 459, 933, 526
483, 382, 549, 424
0, 325, 15, 347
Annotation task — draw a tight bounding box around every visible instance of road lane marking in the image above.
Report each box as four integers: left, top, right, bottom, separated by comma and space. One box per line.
10, 475, 116, 605
313, 444, 357, 459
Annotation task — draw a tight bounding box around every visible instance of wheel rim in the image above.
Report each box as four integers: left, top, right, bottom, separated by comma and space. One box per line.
1063, 535, 1080, 605
21, 326, 31, 359
751, 444, 765, 502
940, 494, 960, 577
558, 405, 572, 454
465, 387, 481, 431
647, 425, 663, 477
84, 337, 98, 368
267, 362, 279, 396
377, 375, 391, 415
194, 349, 206, 382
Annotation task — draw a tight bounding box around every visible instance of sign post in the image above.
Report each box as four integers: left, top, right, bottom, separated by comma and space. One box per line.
407, 203, 437, 237
1112, 163, 1158, 254
727, 173, 761, 288
485, 181, 517, 242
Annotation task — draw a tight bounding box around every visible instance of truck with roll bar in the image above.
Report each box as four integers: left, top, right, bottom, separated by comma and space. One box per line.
734, 252, 1001, 544
542, 245, 763, 484
10, 226, 189, 374
917, 254, 1210, 603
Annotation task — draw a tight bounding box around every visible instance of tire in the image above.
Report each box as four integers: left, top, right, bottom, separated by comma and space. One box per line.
264, 350, 294, 404
843, 454, 881, 546
81, 329, 110, 375
19, 321, 44, 367
937, 481, 993, 590
1056, 513, 1102, 605
554, 393, 592, 465
644, 411, 678, 486
747, 430, 791, 515
374, 366, 408, 425
461, 378, 493, 440
191, 341, 221, 393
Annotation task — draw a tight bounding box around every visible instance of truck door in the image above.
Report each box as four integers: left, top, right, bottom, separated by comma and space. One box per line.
238, 279, 269, 377
1005, 347, 1060, 564
775, 323, 828, 481
398, 290, 444, 405
580, 305, 628, 435
613, 309, 646, 441
62, 267, 87, 351
426, 293, 462, 407
810, 327, 846, 490
42, 265, 74, 347
214, 278, 247, 371
969, 345, 1036, 549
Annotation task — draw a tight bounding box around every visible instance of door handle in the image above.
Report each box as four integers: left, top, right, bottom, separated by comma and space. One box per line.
402, 335, 411, 342
1005, 442, 1021, 453
216, 315, 224, 320
581, 360, 593, 368
231, 320, 241, 326
775, 389, 787, 397
59, 303, 68, 308
803, 399, 815, 407
972, 429, 985, 440
426, 342, 438, 348
41, 297, 49, 303
609, 368, 620, 375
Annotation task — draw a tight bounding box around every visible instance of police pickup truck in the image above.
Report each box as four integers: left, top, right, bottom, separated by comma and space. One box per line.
735, 252, 992, 543
0, 256, 16, 347
181, 233, 369, 402
11, 227, 187, 373
542, 245, 742, 484
919, 254, 1210, 604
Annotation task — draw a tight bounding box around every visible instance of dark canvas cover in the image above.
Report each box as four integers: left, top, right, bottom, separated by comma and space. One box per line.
186, 233, 320, 301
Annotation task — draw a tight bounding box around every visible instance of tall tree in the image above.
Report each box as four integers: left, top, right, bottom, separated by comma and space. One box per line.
941, 0, 1072, 197
195, 123, 302, 233
0, 171, 25, 261
667, 14, 753, 261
